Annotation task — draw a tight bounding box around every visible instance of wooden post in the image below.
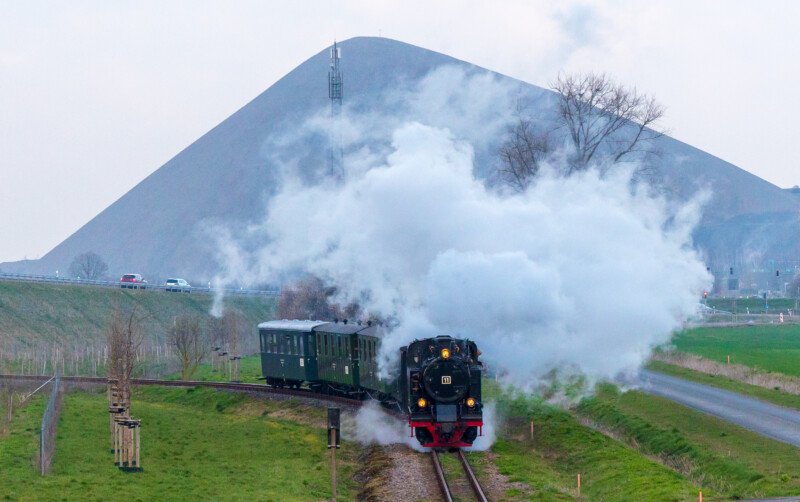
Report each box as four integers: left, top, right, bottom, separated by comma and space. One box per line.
727, 355, 730, 364
128, 422, 134, 468
530, 421, 534, 440
331, 429, 337, 502
577, 474, 580, 497
114, 421, 120, 465
135, 421, 141, 469
699, 491, 702, 502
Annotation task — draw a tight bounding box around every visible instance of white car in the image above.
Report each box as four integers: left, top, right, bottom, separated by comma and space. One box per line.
164, 278, 191, 293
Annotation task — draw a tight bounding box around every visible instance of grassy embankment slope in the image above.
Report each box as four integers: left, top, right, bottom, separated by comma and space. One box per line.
0, 281, 275, 365
475, 380, 705, 501
0, 385, 360, 501
575, 383, 800, 499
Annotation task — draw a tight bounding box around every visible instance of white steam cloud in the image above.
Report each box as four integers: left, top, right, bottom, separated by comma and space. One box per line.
208, 66, 710, 388
227, 122, 708, 382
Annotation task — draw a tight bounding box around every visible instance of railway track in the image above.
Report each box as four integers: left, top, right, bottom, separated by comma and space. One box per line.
431, 448, 489, 502
0, 374, 363, 407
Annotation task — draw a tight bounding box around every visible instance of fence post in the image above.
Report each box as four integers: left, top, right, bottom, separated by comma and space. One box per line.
39, 374, 60, 476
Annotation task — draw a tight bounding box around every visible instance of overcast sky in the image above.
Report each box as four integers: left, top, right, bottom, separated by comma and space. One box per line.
1, 0, 798, 264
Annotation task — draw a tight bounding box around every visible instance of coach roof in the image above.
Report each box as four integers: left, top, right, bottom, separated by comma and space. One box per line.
257, 320, 328, 331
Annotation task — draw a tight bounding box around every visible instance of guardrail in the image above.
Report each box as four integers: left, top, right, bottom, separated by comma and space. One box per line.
0, 272, 279, 297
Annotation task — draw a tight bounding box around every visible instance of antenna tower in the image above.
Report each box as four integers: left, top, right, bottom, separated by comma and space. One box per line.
328, 41, 343, 179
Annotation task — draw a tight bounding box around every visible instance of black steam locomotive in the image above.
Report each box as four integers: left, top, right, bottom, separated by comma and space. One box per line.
258, 320, 483, 448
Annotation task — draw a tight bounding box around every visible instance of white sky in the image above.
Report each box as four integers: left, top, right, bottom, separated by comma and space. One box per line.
1, 0, 798, 264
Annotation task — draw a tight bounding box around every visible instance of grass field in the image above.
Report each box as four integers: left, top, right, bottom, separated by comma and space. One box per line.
671, 325, 800, 376
576, 383, 800, 499
706, 297, 799, 314
0, 385, 360, 501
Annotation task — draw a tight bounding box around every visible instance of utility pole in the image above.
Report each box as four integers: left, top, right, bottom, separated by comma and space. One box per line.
328, 41, 343, 180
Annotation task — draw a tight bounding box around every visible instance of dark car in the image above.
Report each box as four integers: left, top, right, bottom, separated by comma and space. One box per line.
119, 274, 147, 290
164, 278, 191, 293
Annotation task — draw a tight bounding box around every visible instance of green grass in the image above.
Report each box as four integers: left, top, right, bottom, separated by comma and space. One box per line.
165, 354, 263, 383
0, 386, 360, 501
648, 360, 800, 410
485, 387, 703, 501
671, 325, 800, 376
577, 383, 800, 499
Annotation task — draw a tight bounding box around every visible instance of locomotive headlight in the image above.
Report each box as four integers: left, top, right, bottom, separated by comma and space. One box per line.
441, 348, 450, 359
466, 398, 476, 408
417, 398, 427, 408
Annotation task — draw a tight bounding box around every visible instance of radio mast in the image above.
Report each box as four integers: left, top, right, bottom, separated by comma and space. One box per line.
328, 41, 343, 179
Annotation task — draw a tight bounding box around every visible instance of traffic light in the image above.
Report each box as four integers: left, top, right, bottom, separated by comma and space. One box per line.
777, 270, 780, 276
703, 291, 708, 299
730, 267, 734, 275
764, 292, 768, 300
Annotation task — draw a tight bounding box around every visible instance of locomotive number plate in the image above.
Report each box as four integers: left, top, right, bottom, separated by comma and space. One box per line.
442, 376, 452, 385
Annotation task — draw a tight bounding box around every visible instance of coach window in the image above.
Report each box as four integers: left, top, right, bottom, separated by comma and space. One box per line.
299, 335, 305, 355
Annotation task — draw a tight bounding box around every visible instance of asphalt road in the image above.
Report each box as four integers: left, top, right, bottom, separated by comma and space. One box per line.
637, 369, 800, 448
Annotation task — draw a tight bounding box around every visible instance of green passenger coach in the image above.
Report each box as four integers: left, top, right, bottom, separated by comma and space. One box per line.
258, 319, 385, 397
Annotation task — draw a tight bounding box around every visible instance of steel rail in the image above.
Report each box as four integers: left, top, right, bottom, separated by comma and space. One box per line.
430, 450, 454, 502
458, 449, 489, 502
0, 375, 363, 407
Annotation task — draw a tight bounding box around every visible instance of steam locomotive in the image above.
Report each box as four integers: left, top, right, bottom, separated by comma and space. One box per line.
258, 319, 484, 448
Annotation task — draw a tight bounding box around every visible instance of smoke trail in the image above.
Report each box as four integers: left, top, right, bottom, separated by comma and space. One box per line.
206, 65, 710, 386
232, 121, 708, 385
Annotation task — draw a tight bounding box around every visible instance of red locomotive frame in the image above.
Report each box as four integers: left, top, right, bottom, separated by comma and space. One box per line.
410, 417, 483, 448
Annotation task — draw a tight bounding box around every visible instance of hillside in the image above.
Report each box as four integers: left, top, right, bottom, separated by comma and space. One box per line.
3, 36, 797, 279
0, 281, 275, 372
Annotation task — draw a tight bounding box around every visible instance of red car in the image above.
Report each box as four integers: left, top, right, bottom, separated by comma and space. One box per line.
119, 273, 147, 290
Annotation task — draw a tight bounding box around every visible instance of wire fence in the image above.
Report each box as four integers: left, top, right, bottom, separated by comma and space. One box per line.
39, 375, 62, 476
0, 271, 279, 297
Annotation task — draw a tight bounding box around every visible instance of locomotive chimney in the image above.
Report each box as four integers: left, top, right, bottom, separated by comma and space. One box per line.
343, 319, 348, 325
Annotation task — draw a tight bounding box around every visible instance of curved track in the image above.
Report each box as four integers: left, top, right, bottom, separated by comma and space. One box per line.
0, 374, 363, 407
431, 449, 489, 502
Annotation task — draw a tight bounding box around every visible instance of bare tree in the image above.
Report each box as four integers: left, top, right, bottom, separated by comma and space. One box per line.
168, 314, 208, 381
276, 276, 363, 322
106, 308, 144, 411
789, 274, 800, 298
209, 310, 249, 381
497, 116, 551, 192
69, 252, 108, 280
552, 72, 666, 175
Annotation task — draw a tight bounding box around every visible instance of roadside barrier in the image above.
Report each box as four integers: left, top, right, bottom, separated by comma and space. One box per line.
0, 272, 279, 297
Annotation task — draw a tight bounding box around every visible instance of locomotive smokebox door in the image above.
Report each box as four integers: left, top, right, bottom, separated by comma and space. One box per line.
327, 407, 341, 449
